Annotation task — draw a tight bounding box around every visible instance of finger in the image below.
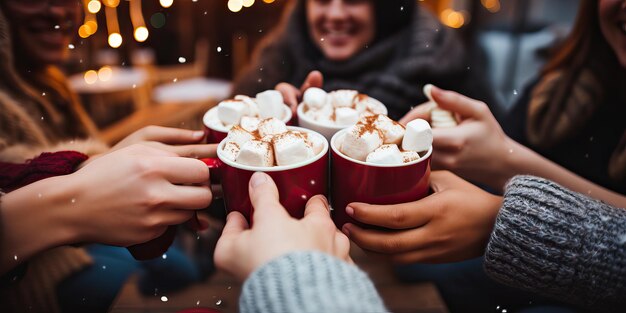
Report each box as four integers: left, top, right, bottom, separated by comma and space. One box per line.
430, 85, 490, 120
221, 211, 249, 238
300, 70, 324, 92
248, 172, 290, 224
343, 223, 427, 254
430, 151, 458, 172
275, 82, 300, 108
431, 128, 465, 151
135, 126, 205, 145
346, 200, 436, 229
155, 209, 196, 226
334, 230, 351, 261
168, 144, 218, 159
165, 185, 213, 210
154, 157, 210, 184
398, 101, 436, 125
303, 195, 331, 221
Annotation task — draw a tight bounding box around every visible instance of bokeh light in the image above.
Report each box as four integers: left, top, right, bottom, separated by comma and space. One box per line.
87, 0, 101, 13
97, 66, 113, 82
102, 0, 120, 7
243, 0, 255, 8
84, 70, 98, 84
134, 26, 149, 42
160, 0, 174, 8
150, 13, 166, 28
228, 0, 243, 12
108, 32, 123, 48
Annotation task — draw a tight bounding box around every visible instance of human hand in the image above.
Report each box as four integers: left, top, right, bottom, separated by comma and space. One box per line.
66, 144, 213, 247
112, 126, 205, 151
214, 172, 350, 281
275, 70, 324, 114
342, 171, 502, 264
400, 86, 516, 190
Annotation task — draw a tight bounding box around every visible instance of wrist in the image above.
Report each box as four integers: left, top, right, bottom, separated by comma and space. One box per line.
0, 176, 79, 271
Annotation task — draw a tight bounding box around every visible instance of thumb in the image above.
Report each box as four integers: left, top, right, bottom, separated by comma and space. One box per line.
430, 85, 490, 120
300, 70, 324, 92
248, 172, 289, 224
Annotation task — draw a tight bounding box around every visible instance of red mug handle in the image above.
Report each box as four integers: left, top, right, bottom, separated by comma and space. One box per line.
201, 157, 223, 184
127, 225, 177, 260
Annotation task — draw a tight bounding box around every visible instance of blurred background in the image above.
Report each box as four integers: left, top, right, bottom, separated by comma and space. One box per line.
66, 0, 580, 145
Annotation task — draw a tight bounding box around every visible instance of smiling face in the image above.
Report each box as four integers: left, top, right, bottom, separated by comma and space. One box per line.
306, 0, 375, 62
598, 0, 626, 68
2, 0, 81, 67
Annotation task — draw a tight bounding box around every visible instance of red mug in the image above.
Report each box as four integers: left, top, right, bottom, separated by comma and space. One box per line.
203, 105, 293, 144
330, 129, 432, 229
216, 126, 329, 223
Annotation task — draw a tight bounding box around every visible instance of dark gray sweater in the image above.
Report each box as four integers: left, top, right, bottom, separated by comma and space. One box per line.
239, 176, 625, 312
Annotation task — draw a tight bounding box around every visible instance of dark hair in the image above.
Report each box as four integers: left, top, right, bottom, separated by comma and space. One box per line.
542, 0, 619, 84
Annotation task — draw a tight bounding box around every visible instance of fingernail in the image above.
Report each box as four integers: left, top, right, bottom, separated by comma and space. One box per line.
342, 224, 351, 237
192, 131, 205, 139
345, 206, 354, 217
250, 172, 268, 188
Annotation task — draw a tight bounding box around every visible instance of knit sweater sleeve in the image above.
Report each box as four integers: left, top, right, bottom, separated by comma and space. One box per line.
484, 175, 626, 311
240, 251, 388, 313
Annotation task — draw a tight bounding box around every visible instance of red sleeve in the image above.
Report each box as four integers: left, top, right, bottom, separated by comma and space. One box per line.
0, 151, 88, 192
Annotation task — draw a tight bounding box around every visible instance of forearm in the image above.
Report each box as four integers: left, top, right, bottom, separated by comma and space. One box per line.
240, 251, 388, 313
484, 176, 626, 311
0, 176, 79, 274
501, 138, 626, 207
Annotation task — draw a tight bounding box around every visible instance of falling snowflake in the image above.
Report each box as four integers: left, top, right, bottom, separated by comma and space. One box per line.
216, 300, 222, 306
162, 254, 168, 259
68, 44, 75, 49
161, 296, 168, 302
217, 46, 222, 52
178, 57, 186, 63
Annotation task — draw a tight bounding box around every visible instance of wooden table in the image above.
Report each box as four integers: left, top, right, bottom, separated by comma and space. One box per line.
109, 244, 448, 313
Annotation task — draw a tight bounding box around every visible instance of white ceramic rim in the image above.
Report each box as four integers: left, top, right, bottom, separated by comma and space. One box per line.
330, 128, 433, 168
296, 96, 389, 130
217, 126, 329, 172
203, 105, 293, 133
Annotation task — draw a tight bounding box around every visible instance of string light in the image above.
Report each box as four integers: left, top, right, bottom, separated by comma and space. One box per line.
105, 4, 122, 48
481, 0, 501, 13
228, 0, 243, 12
87, 0, 101, 13
160, 0, 174, 8
440, 8, 465, 29
130, 0, 149, 42
243, 0, 255, 8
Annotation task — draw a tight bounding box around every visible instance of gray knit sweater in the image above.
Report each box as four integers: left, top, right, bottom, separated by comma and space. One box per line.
240, 176, 625, 312
485, 175, 626, 312
239, 251, 388, 313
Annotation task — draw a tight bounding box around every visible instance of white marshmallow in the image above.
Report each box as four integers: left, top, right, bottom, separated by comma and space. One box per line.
308, 104, 334, 124
423, 84, 434, 102
372, 115, 405, 145
355, 96, 386, 115
256, 90, 285, 119
401, 151, 420, 163
225, 125, 254, 147
204, 109, 224, 128
366, 144, 404, 165
402, 119, 433, 152
234, 95, 259, 117
273, 131, 315, 166
431, 108, 458, 128
236, 140, 274, 167
217, 100, 248, 125
257, 117, 288, 137
306, 133, 326, 156
221, 141, 240, 161
340, 124, 383, 161
330, 90, 357, 108
240, 116, 261, 132
334, 107, 359, 126
303, 87, 328, 110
